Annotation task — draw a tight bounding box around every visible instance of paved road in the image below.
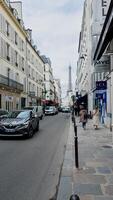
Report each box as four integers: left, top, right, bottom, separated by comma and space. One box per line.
0, 113, 70, 200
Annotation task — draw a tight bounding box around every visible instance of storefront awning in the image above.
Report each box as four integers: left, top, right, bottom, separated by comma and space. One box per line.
94, 1, 113, 62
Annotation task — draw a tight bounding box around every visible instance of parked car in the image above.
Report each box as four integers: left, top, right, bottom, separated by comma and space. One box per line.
62, 107, 71, 113
37, 106, 44, 119
24, 106, 44, 120
0, 110, 39, 138
0, 109, 9, 120
45, 106, 56, 115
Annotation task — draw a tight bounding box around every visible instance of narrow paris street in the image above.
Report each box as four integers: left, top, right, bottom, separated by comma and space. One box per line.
0, 113, 70, 200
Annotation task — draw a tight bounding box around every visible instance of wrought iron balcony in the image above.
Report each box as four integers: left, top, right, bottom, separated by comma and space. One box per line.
0, 74, 23, 91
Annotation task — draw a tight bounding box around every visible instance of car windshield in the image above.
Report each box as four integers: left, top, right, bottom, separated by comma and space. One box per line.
45, 107, 53, 110
8, 111, 30, 119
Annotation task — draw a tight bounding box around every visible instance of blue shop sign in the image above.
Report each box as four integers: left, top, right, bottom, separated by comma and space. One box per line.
96, 81, 107, 90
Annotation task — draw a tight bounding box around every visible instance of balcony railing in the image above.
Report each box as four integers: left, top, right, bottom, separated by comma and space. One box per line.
0, 74, 23, 91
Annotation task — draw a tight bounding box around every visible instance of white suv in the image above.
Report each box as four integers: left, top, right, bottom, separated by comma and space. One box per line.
24, 106, 44, 120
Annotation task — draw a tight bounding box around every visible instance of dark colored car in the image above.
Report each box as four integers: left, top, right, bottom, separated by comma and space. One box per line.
0, 109, 9, 120
0, 110, 39, 138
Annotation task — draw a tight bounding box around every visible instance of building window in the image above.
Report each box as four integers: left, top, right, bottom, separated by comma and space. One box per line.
22, 58, 24, 71
16, 73, 19, 82
29, 82, 31, 92
15, 51, 18, 67
28, 65, 30, 77
32, 55, 34, 64
7, 68, 10, 79
33, 84, 35, 92
15, 32, 18, 45
6, 43, 10, 61
22, 40, 24, 51
31, 69, 33, 79
44, 74, 46, 81
28, 50, 30, 60
6, 21, 10, 36
32, 69, 35, 80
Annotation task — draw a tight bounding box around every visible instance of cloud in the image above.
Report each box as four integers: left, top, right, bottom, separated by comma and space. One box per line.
22, 0, 84, 97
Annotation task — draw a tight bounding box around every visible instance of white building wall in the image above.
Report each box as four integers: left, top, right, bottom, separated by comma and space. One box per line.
0, 1, 27, 110
26, 42, 44, 103
0, 0, 44, 109
77, 0, 110, 113
77, 0, 92, 111
54, 79, 61, 105
44, 62, 54, 101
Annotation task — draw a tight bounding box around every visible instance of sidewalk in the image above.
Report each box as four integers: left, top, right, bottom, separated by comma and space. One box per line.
57, 118, 113, 200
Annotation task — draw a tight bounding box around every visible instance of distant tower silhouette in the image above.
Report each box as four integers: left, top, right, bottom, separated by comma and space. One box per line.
67, 65, 72, 95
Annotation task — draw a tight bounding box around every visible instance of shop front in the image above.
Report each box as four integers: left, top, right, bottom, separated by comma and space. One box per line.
94, 81, 107, 124
0, 89, 21, 111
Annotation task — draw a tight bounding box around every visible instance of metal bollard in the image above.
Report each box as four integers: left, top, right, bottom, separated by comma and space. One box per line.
73, 117, 79, 168
72, 109, 74, 123
70, 194, 80, 200
72, 114, 74, 123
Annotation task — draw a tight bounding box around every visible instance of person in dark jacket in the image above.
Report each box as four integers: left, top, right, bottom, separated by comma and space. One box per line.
79, 106, 88, 130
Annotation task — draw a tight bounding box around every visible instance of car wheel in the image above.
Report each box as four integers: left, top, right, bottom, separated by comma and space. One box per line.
28, 126, 34, 138
40, 115, 43, 120
36, 121, 39, 132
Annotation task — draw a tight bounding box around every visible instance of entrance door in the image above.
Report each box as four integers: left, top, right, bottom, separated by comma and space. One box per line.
21, 98, 26, 109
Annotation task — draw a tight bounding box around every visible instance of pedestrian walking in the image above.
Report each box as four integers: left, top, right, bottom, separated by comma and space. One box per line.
93, 106, 99, 129
79, 106, 88, 130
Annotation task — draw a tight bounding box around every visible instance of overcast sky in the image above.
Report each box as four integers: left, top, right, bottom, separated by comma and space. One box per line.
22, 0, 84, 97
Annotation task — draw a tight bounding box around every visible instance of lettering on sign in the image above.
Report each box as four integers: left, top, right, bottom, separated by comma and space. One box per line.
96, 60, 110, 65
101, 0, 107, 16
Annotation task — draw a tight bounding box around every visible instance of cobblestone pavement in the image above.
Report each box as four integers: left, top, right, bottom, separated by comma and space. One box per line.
57, 118, 113, 200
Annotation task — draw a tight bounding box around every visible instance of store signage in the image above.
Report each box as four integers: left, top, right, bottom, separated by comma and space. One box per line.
102, 0, 107, 16
94, 55, 110, 72
96, 81, 107, 90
